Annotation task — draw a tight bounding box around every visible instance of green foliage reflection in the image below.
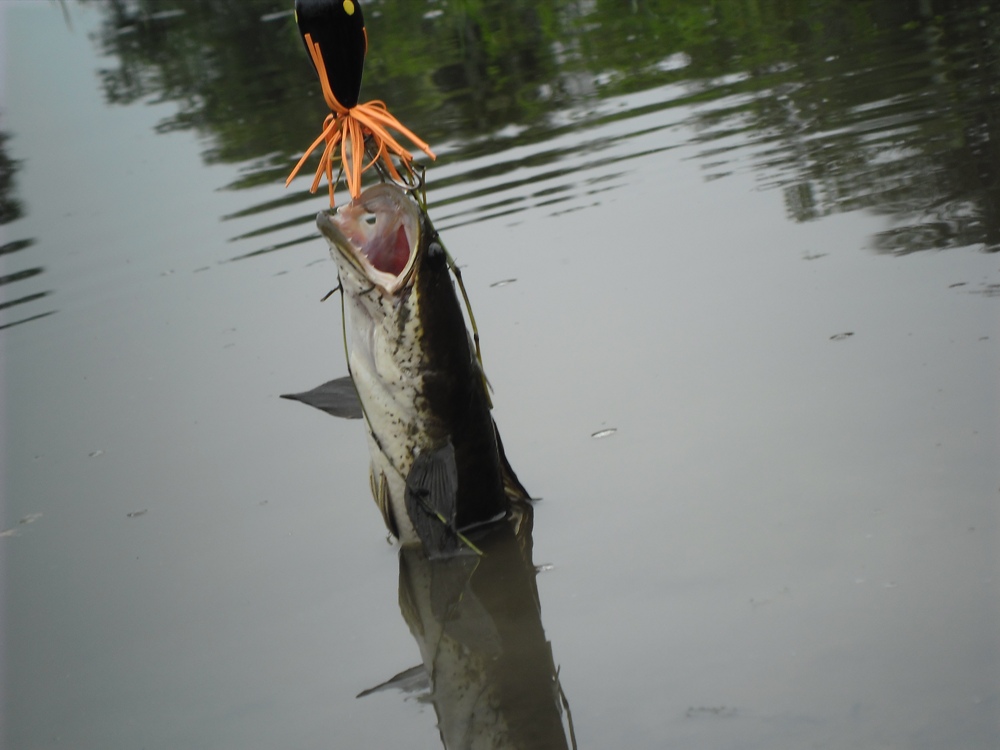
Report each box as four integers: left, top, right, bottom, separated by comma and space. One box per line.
82, 0, 1000, 254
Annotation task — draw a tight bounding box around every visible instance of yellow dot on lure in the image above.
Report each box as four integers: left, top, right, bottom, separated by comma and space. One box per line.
343, 0, 355, 15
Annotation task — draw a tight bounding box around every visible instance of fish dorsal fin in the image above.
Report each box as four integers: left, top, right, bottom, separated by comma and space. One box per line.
405, 442, 461, 559
280, 375, 363, 420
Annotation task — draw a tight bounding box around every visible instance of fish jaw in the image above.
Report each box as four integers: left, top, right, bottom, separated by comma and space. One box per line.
316, 183, 422, 297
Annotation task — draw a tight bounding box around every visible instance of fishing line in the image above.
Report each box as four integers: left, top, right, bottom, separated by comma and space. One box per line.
327, 274, 376, 439
319, 282, 342, 302
446, 253, 493, 408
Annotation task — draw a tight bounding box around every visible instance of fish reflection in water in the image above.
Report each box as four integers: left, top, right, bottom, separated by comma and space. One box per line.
363, 504, 575, 750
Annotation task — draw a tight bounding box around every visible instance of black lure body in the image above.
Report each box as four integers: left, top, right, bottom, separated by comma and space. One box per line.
294, 0, 367, 108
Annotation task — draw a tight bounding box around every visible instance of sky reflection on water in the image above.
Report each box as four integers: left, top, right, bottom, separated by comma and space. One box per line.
2, 1, 998, 749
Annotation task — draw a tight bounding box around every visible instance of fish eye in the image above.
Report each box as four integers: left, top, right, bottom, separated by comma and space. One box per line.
364, 213, 377, 226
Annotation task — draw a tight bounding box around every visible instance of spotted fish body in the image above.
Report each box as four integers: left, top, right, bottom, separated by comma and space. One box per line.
317, 185, 526, 547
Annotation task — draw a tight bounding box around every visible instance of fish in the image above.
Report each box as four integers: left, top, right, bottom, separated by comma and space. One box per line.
315, 183, 528, 554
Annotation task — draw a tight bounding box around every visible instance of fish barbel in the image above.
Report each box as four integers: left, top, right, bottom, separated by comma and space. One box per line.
316, 184, 527, 552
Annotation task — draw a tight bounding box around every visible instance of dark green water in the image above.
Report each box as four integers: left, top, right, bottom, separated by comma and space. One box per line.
2, 1, 998, 748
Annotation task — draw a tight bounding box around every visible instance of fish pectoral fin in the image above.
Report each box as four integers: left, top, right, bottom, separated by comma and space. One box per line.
280, 375, 363, 420
404, 441, 460, 558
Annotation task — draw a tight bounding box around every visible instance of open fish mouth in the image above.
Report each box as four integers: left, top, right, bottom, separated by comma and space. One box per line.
316, 184, 422, 294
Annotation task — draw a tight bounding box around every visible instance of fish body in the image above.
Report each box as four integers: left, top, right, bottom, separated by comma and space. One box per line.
316, 184, 526, 549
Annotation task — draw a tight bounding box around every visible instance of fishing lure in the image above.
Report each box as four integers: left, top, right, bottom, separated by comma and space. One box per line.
286, 0, 436, 205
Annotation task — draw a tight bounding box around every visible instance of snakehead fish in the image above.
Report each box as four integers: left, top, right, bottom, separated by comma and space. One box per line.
316, 184, 528, 553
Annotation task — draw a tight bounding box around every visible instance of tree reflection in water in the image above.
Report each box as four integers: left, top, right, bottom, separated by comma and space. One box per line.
0, 127, 53, 330
79, 0, 1000, 257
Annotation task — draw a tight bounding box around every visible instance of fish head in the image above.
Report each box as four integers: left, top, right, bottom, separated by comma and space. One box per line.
316, 184, 422, 298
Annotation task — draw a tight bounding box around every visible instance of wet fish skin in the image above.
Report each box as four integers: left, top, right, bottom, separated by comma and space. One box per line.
317, 184, 526, 548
